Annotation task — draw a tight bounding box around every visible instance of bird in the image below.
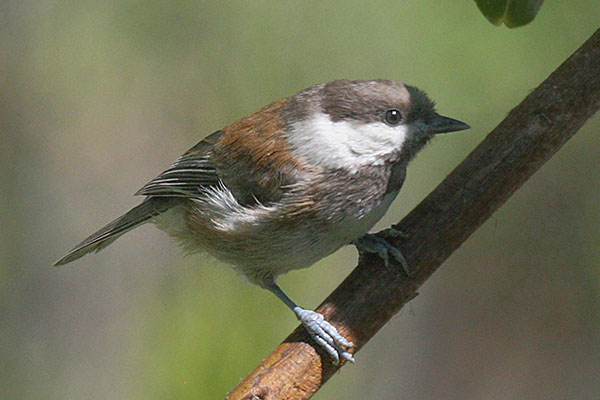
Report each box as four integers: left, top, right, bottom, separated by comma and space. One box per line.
55, 79, 469, 363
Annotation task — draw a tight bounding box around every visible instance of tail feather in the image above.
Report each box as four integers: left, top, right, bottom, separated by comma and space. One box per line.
54, 198, 178, 266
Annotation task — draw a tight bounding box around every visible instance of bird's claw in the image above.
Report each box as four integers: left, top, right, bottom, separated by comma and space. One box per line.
354, 228, 411, 275
294, 307, 355, 364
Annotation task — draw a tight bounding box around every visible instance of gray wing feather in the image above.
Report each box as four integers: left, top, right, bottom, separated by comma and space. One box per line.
135, 130, 222, 197
55, 131, 223, 266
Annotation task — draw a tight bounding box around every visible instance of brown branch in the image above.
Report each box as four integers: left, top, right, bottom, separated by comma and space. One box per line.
226, 28, 600, 400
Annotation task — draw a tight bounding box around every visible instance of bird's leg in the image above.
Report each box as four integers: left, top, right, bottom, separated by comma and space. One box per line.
353, 227, 411, 275
264, 279, 355, 364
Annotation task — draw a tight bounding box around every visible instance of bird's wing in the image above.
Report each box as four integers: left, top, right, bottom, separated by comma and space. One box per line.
135, 130, 223, 197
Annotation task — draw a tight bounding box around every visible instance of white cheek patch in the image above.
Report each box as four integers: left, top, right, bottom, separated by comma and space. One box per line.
288, 113, 408, 170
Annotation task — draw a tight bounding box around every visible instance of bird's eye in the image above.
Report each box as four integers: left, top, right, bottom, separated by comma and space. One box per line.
384, 109, 404, 126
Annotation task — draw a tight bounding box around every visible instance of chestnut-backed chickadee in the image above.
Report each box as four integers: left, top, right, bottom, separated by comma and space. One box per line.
55, 79, 469, 363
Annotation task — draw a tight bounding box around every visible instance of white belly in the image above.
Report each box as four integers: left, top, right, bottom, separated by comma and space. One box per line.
154, 190, 399, 286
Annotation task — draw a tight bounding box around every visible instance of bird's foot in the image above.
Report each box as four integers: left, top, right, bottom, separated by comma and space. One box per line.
294, 307, 355, 364
354, 228, 411, 275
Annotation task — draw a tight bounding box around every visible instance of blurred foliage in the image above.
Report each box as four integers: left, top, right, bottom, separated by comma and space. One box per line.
1, 1, 599, 399
475, 0, 544, 28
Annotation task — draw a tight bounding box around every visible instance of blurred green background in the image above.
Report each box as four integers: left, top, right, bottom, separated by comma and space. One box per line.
1, 1, 599, 399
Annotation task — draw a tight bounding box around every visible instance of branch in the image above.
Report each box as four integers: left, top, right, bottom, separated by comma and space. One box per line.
226, 28, 600, 400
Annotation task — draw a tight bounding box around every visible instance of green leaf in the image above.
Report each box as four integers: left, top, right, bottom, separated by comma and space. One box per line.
475, 0, 544, 28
